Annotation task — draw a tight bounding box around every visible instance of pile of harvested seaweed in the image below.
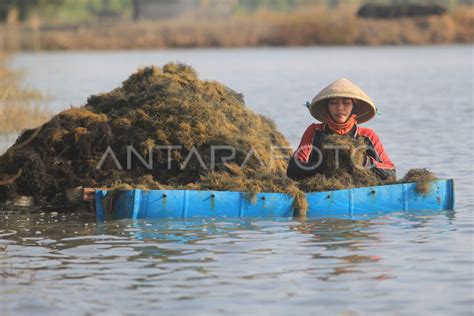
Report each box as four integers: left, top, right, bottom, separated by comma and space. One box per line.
0, 64, 299, 207
0, 63, 437, 215
298, 134, 380, 192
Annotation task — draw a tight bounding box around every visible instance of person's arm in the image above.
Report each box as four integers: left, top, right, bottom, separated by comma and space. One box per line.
359, 128, 396, 180
287, 124, 321, 180
287, 156, 319, 180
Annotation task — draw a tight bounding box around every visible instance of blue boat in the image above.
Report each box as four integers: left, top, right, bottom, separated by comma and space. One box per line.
95, 179, 454, 221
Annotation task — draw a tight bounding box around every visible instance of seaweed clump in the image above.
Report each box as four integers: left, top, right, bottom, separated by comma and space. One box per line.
299, 134, 380, 192
0, 63, 294, 208
401, 168, 438, 195
0, 63, 440, 215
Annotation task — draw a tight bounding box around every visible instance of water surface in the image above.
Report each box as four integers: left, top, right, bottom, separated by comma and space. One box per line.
1, 45, 473, 315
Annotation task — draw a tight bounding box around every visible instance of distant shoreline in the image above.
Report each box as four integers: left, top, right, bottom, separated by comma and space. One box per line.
1, 5, 472, 51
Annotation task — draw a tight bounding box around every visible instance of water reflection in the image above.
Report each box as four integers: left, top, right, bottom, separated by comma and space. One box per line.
0, 209, 470, 315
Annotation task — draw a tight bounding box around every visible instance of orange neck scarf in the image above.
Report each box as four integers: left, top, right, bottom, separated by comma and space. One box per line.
326, 114, 357, 135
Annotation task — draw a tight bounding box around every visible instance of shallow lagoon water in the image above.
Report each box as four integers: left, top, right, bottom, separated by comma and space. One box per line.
1, 45, 473, 315
1, 210, 472, 315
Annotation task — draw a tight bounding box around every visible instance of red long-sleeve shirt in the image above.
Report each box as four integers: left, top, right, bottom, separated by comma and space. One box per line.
289, 123, 396, 180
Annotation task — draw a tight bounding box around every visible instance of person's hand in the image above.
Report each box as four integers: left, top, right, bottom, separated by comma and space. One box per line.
364, 155, 374, 168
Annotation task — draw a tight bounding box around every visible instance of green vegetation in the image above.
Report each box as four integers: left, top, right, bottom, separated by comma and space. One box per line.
28, 5, 472, 50
0, 0, 131, 23
0, 0, 471, 23
238, 0, 472, 12
0, 0, 471, 50
39, 0, 132, 24
0, 0, 64, 21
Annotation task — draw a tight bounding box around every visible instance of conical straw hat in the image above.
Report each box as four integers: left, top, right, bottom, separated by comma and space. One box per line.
309, 78, 377, 124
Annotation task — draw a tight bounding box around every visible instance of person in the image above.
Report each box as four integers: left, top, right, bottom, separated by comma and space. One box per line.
287, 78, 396, 181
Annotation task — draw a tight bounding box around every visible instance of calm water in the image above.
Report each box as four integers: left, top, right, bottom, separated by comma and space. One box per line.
1, 46, 473, 315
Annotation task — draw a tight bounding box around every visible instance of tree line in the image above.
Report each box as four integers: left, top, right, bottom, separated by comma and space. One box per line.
1, 0, 471, 22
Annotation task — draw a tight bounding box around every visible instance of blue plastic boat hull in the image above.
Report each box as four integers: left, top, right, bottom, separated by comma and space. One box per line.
95, 179, 454, 221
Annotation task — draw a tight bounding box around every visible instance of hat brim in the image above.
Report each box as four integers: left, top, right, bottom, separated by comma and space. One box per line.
309, 97, 376, 124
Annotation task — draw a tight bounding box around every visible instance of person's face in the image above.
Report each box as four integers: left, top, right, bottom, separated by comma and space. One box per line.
328, 98, 353, 123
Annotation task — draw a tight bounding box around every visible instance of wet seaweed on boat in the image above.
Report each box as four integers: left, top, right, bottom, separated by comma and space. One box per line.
0, 63, 439, 215
401, 168, 438, 195
0, 63, 297, 208
299, 134, 380, 193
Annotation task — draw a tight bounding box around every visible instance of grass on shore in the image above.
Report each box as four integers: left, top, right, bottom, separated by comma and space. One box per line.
23, 5, 474, 50
256, 5, 473, 45
0, 54, 50, 135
